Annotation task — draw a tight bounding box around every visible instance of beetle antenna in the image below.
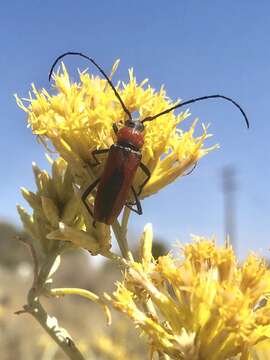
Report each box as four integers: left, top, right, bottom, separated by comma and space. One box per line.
183, 162, 197, 176
141, 94, 249, 128
49, 52, 132, 120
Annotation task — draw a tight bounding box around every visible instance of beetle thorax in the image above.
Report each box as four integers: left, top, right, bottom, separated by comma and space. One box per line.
117, 122, 144, 150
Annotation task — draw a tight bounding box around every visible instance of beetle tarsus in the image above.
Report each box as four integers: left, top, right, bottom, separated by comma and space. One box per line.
126, 187, 142, 215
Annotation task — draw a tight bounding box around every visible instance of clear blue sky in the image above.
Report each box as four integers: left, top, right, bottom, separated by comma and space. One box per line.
0, 1, 269, 258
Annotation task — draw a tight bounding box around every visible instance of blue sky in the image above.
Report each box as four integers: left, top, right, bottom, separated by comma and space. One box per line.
0, 1, 269, 258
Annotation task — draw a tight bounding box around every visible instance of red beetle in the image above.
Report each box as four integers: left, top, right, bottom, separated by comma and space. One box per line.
49, 52, 249, 225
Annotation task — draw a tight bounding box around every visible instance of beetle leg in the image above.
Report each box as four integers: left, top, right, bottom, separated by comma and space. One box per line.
90, 149, 109, 166
81, 178, 100, 218
126, 186, 136, 207
126, 186, 142, 215
137, 162, 151, 196
112, 123, 119, 135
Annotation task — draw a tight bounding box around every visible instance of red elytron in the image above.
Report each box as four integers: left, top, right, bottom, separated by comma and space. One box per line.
49, 52, 249, 225
94, 124, 144, 224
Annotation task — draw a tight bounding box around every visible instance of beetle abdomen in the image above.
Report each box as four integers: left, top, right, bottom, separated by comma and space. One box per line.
94, 144, 141, 224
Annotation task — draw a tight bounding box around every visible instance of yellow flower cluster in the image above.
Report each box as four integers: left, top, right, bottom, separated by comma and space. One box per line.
17, 157, 110, 256
16, 60, 217, 204
108, 225, 270, 360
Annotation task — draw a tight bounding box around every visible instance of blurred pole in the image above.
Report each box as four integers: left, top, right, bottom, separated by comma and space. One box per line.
222, 166, 237, 252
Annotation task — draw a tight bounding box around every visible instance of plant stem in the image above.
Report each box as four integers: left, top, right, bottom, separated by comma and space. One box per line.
26, 296, 85, 360
100, 249, 127, 266
112, 220, 129, 260
19, 249, 86, 360
112, 208, 134, 261
121, 206, 130, 237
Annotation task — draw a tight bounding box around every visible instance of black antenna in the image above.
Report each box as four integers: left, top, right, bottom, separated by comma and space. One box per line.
142, 94, 249, 128
49, 52, 132, 120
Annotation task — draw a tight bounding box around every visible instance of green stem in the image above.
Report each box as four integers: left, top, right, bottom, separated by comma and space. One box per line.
26, 297, 85, 360
122, 208, 134, 261
112, 221, 128, 259
22, 249, 86, 360
121, 206, 130, 236
112, 220, 133, 260
100, 249, 128, 267
111, 207, 134, 261
37, 251, 59, 289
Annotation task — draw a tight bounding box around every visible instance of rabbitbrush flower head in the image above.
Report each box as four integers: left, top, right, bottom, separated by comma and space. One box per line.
16, 60, 216, 204
107, 225, 270, 360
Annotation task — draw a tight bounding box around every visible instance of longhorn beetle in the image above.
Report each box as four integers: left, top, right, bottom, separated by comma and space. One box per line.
49, 52, 249, 225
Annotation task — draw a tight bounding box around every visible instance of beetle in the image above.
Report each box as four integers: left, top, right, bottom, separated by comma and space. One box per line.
49, 52, 249, 225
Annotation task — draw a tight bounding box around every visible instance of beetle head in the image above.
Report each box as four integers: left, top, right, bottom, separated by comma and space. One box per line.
125, 119, 145, 132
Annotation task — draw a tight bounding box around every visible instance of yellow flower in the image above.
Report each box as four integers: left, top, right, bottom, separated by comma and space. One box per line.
107, 225, 270, 360
17, 157, 110, 256
16, 60, 217, 206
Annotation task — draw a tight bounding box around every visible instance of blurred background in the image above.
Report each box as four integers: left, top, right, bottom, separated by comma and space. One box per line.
0, 1, 269, 359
